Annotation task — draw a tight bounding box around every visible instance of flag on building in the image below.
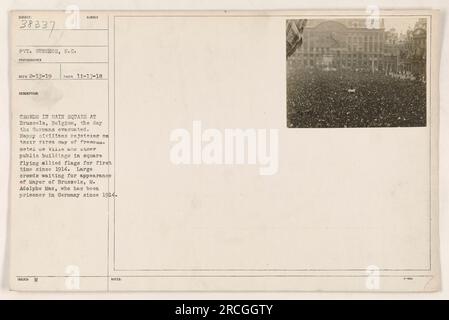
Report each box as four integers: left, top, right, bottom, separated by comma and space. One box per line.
286, 19, 307, 58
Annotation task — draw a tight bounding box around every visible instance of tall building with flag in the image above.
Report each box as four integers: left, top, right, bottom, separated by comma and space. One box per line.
289, 19, 387, 72
288, 18, 427, 77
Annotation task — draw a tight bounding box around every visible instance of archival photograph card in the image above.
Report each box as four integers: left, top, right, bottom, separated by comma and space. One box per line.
9, 10, 440, 291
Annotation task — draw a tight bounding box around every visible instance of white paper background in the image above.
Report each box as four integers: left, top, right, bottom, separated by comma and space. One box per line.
0, 0, 447, 299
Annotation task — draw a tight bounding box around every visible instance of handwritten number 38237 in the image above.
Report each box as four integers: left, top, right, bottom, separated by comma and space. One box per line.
19, 19, 55, 31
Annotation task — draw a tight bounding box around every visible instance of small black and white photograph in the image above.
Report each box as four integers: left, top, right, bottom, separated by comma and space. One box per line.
286, 18, 427, 128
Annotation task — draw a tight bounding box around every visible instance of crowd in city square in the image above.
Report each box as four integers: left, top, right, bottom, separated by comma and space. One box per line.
287, 68, 427, 128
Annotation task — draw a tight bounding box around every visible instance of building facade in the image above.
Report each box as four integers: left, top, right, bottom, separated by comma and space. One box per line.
397, 18, 427, 77
289, 18, 427, 77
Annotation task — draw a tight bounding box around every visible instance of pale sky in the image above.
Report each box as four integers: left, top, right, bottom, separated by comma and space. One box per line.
383, 17, 422, 35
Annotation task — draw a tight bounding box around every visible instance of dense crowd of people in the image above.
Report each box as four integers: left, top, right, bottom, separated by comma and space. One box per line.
287, 67, 427, 128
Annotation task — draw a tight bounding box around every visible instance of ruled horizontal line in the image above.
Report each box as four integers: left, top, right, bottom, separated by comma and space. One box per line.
16, 78, 108, 81
17, 61, 108, 64
18, 28, 108, 31
16, 45, 108, 47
